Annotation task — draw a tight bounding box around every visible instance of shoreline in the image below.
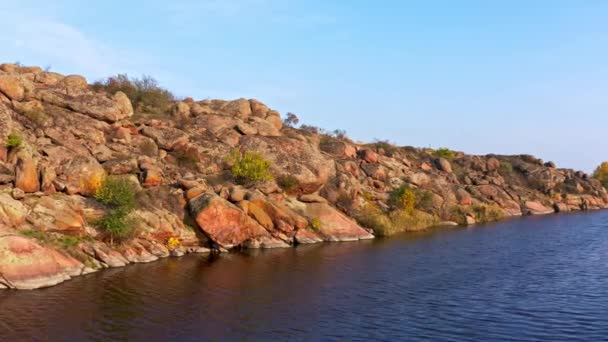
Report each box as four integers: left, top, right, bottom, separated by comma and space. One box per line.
2, 206, 606, 291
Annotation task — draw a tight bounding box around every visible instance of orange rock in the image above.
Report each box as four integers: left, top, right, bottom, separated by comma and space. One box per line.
189, 193, 288, 249
141, 169, 162, 188
0, 236, 83, 289
15, 155, 39, 193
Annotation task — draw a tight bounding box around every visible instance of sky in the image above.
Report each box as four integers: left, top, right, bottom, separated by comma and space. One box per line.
1, 0, 607, 171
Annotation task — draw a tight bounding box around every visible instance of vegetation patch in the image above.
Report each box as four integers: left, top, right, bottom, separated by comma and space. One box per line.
432, 148, 455, 160
389, 184, 434, 213
355, 202, 438, 237
593, 162, 608, 189
5, 132, 23, 148
276, 174, 300, 194
91, 74, 175, 115
227, 149, 273, 185
94, 176, 139, 243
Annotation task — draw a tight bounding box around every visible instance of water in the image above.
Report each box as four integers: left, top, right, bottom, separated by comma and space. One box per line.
2, 211, 608, 341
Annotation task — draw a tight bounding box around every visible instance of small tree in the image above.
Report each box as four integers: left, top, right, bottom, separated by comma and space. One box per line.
284, 112, 300, 127
593, 162, 608, 188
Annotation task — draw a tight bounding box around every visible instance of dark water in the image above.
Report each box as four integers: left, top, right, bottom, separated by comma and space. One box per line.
2, 211, 608, 341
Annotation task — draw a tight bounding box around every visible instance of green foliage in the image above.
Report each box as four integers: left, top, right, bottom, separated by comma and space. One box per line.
96, 209, 135, 241
593, 162, 608, 189
355, 202, 438, 237
94, 177, 139, 242
389, 185, 416, 214
471, 204, 504, 223
20, 230, 91, 252
450, 204, 504, 225
276, 174, 299, 193
20, 229, 48, 242
91, 74, 175, 115
499, 161, 514, 175
95, 177, 137, 210
5, 132, 22, 148
433, 148, 455, 159
227, 149, 273, 185
389, 184, 434, 213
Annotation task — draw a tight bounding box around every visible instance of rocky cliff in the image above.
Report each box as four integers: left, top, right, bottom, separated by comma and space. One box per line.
0, 63, 606, 289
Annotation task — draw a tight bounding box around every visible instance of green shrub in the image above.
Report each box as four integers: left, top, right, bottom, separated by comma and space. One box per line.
593, 162, 608, 189
433, 148, 455, 159
276, 175, 299, 193
355, 202, 438, 237
5, 132, 22, 148
94, 177, 139, 242
91, 74, 175, 115
450, 204, 505, 225
95, 177, 137, 210
389, 184, 435, 213
96, 209, 135, 242
389, 185, 416, 214
499, 161, 514, 175
471, 204, 504, 223
227, 149, 272, 185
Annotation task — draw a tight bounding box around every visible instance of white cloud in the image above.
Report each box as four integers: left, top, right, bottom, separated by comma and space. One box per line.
0, 9, 142, 79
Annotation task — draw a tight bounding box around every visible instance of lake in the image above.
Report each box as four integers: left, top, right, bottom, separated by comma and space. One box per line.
2, 211, 608, 341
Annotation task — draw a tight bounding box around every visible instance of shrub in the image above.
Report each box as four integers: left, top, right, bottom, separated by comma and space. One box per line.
499, 161, 514, 175
471, 204, 504, 223
96, 209, 135, 242
370, 139, 399, 156
593, 162, 608, 189
450, 204, 504, 224
227, 149, 272, 185
389, 185, 417, 214
95, 177, 137, 210
300, 124, 322, 135
91, 74, 174, 115
355, 202, 438, 237
389, 184, 434, 213
276, 175, 299, 193
5, 132, 22, 148
433, 148, 455, 159
94, 177, 139, 242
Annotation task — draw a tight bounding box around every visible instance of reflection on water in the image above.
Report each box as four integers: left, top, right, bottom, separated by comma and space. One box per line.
2, 211, 608, 341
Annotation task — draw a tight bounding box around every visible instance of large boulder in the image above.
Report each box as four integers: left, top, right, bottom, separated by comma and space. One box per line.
523, 201, 554, 215
188, 193, 288, 249
141, 126, 189, 150
0, 193, 29, 227
0, 235, 83, 289
300, 202, 374, 242
0, 74, 33, 101
35, 89, 133, 123
56, 156, 106, 196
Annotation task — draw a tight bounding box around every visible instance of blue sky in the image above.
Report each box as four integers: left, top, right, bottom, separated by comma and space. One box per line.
1, 0, 607, 171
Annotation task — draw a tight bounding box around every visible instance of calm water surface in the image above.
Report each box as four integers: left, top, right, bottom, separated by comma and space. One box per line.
2, 211, 608, 341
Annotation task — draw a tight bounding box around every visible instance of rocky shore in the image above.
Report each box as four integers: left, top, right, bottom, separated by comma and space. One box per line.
0, 63, 606, 289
